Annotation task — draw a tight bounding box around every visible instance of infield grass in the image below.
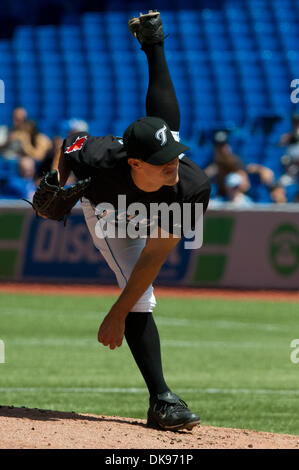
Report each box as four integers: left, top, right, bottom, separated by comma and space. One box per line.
0, 292, 298, 435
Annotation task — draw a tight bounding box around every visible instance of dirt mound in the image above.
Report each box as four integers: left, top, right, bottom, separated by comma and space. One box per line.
0, 406, 298, 449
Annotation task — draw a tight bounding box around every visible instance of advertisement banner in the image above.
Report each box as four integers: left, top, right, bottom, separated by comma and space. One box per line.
189, 209, 299, 289
0, 205, 298, 289
22, 213, 114, 283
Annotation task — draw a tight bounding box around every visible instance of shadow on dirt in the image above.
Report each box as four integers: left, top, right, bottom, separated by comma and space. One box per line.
0, 405, 191, 434
0, 405, 145, 426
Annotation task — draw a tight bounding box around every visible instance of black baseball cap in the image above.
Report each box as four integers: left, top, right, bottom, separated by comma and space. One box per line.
123, 116, 189, 165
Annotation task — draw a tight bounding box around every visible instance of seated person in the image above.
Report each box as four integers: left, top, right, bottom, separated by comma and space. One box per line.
9, 120, 52, 162
0, 107, 28, 160
209, 172, 254, 208
278, 112, 299, 187
2, 156, 37, 200
204, 131, 250, 197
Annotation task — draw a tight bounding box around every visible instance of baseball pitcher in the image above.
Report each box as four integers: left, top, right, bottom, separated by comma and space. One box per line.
30, 11, 211, 431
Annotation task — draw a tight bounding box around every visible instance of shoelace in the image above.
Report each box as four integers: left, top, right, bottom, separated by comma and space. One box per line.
159, 398, 188, 414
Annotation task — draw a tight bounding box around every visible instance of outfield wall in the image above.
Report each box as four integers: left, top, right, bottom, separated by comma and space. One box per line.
0, 203, 299, 289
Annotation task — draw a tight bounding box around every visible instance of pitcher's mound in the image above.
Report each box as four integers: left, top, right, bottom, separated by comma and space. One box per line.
0, 406, 298, 449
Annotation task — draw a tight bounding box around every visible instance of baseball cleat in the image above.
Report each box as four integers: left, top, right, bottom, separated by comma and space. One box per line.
147, 391, 200, 431
128, 10, 165, 46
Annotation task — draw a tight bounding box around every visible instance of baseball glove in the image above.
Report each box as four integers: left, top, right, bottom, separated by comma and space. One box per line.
24, 169, 91, 224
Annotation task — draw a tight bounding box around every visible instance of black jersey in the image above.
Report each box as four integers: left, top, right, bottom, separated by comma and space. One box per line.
62, 132, 211, 235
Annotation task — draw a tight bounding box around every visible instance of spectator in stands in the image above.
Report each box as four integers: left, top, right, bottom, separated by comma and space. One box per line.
278, 112, 299, 187
247, 163, 288, 203
269, 184, 288, 204
0, 107, 28, 159
278, 112, 299, 148
38, 119, 89, 187
223, 172, 254, 207
2, 156, 37, 200
35, 134, 77, 187
68, 118, 89, 135
279, 149, 299, 188
204, 130, 250, 197
13, 107, 28, 129
209, 172, 254, 208
247, 163, 274, 187
35, 135, 63, 184
9, 120, 52, 162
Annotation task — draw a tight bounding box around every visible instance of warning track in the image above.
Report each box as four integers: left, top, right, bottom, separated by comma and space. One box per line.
0, 282, 298, 302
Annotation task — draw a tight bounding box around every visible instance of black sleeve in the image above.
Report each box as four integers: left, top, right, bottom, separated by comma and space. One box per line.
62, 132, 127, 179
62, 132, 92, 179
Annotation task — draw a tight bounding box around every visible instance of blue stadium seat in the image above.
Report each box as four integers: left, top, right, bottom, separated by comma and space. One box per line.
179, 34, 205, 51
227, 23, 252, 37
108, 120, 129, 137
81, 22, 103, 37
12, 38, 35, 52
90, 75, 114, 88
233, 50, 258, 62
238, 64, 262, 78
205, 35, 231, 51
255, 35, 281, 51
36, 26, 59, 50
202, 22, 227, 36
190, 80, 214, 95
36, 25, 57, 37
279, 36, 299, 51
83, 35, 107, 53
276, 20, 298, 35
0, 49, 13, 64
160, 11, 177, 24
38, 52, 62, 66
36, 40, 59, 52
114, 80, 139, 92
271, 5, 297, 20
233, 36, 256, 50
60, 25, 81, 37
262, 146, 286, 177
177, 10, 200, 24
104, 11, 127, 24
247, 5, 272, 21
225, 7, 248, 23
253, 22, 276, 35
13, 26, 34, 41
38, 120, 56, 138
287, 61, 299, 77
241, 76, 265, 90
0, 108, 13, 126
193, 105, 217, 123
81, 12, 104, 24
91, 103, 115, 118
88, 120, 110, 137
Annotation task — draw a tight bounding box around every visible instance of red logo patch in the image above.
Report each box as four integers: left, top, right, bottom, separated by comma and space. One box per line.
65, 135, 88, 154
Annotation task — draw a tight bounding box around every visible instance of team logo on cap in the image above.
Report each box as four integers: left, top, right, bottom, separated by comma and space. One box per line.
65, 135, 88, 154
155, 125, 167, 146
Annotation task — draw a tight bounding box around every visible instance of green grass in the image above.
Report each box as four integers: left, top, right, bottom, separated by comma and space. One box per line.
0, 292, 299, 435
